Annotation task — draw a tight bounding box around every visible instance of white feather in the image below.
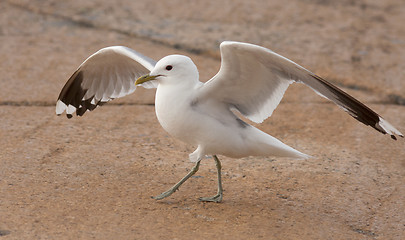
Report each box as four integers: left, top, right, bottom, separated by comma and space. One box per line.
56, 46, 157, 116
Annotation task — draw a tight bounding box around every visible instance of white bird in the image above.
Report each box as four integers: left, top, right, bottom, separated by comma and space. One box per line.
56, 41, 403, 202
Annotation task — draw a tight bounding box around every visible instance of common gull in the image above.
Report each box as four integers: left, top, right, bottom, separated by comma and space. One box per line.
56, 41, 403, 202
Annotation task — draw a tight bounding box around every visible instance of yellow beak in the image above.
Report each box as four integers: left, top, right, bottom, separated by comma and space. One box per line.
135, 74, 157, 85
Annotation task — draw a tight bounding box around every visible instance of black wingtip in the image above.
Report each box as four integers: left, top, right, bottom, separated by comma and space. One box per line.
76, 107, 87, 116
391, 135, 397, 140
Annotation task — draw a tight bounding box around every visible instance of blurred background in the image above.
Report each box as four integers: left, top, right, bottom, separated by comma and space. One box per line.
1, 0, 405, 103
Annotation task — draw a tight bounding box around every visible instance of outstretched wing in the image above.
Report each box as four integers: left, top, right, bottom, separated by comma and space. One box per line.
199, 41, 403, 139
56, 46, 157, 118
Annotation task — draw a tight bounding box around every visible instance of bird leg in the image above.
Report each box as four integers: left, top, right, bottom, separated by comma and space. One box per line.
152, 160, 201, 200
199, 155, 223, 203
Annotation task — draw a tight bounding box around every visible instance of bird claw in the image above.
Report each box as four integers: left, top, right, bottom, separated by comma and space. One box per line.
151, 189, 176, 200
199, 193, 223, 203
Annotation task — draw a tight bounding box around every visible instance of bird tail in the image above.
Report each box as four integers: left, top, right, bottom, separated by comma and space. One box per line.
246, 127, 311, 159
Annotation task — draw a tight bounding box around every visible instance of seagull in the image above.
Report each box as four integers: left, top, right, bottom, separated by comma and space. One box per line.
56, 41, 403, 202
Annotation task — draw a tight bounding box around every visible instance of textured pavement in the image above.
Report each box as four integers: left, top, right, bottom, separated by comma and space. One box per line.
1, 1, 404, 239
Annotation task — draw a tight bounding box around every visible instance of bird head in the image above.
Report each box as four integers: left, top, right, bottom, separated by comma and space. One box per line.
135, 55, 199, 86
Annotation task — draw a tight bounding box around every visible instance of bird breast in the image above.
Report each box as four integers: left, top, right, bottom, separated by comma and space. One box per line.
155, 84, 202, 144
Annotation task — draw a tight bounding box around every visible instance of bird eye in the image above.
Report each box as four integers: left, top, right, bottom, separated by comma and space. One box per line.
166, 65, 173, 71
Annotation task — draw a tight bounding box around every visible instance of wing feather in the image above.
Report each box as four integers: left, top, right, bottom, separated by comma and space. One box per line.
56, 46, 156, 118
199, 41, 403, 139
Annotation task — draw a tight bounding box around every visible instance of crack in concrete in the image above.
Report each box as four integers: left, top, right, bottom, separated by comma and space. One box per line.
1, 99, 402, 108
0, 230, 11, 236
0, 101, 155, 107
351, 226, 377, 238
388, 94, 405, 106
40, 147, 65, 165
0, 101, 55, 107
6, 1, 211, 58
21, 114, 54, 139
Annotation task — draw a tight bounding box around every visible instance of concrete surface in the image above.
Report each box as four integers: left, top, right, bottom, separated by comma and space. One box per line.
1, 0, 404, 239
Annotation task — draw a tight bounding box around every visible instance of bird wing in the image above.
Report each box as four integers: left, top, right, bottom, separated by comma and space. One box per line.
56, 46, 157, 118
199, 41, 403, 139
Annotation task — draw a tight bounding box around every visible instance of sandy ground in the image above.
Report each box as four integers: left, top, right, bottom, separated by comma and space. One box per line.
1, 0, 405, 239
